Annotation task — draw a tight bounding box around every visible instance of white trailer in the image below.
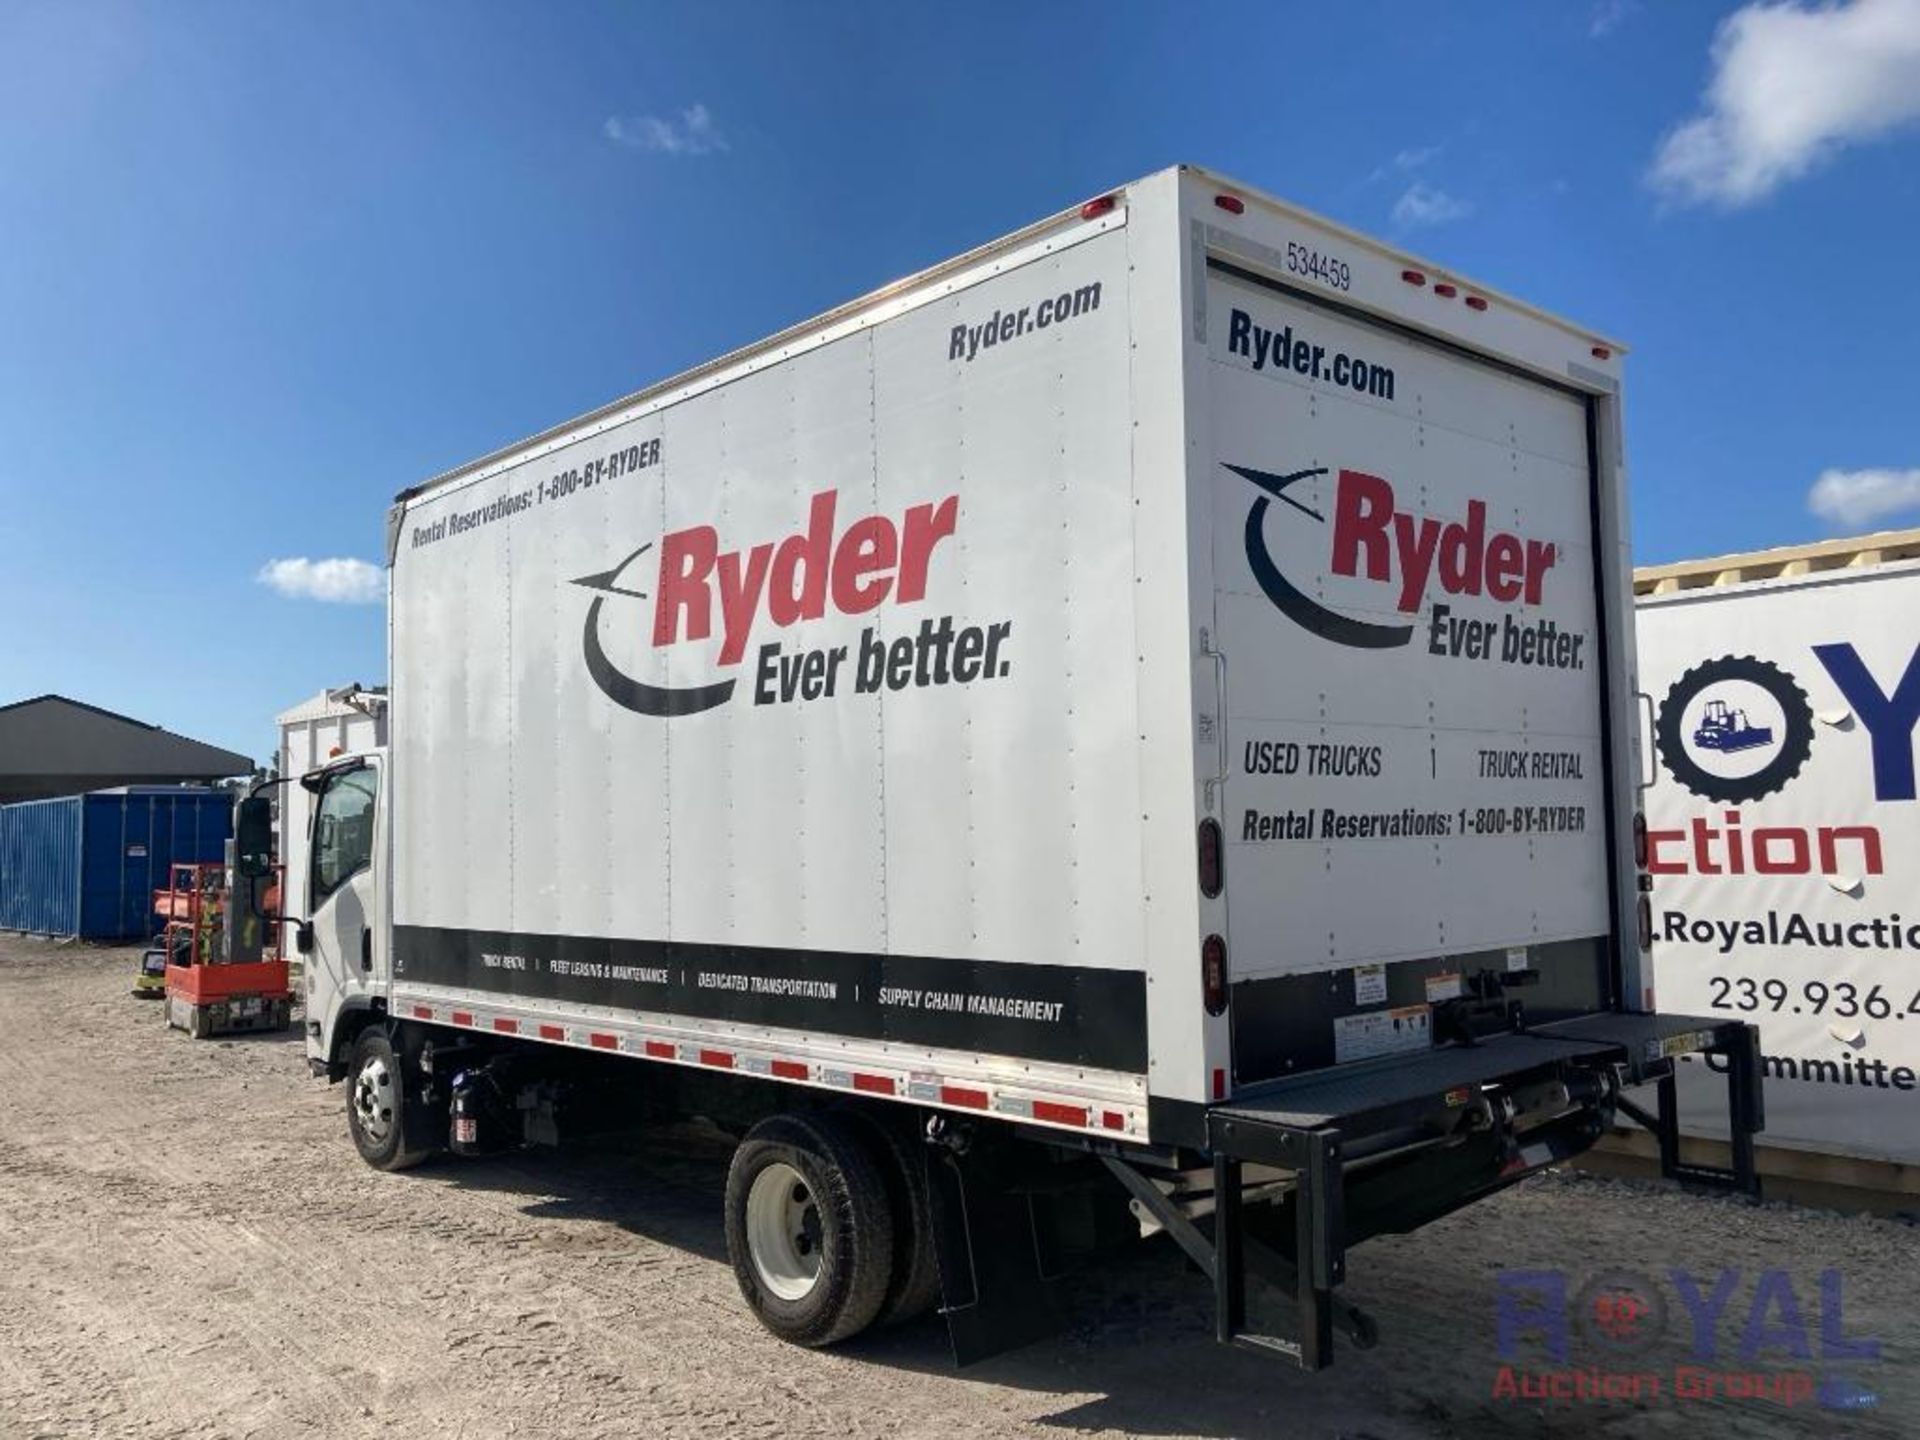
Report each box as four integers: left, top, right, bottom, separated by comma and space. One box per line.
274, 687, 387, 957
242, 165, 1761, 1368
1635, 531, 1920, 1167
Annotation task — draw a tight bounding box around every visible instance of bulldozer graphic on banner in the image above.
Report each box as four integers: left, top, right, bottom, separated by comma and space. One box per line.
1692, 697, 1774, 754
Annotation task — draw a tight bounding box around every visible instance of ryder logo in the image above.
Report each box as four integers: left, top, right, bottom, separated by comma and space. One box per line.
577, 488, 1009, 717
1227, 462, 1583, 670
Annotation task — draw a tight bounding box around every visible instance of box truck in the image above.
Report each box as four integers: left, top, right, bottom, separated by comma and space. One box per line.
239, 165, 1764, 1368
1636, 532, 1920, 1169
274, 686, 388, 958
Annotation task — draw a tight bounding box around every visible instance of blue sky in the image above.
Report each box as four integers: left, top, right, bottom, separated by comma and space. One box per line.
4, 0, 1919, 762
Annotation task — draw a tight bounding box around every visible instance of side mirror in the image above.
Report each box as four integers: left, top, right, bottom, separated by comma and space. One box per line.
236, 794, 274, 879
295, 921, 314, 956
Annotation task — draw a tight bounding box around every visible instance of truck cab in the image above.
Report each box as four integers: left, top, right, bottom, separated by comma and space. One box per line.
293, 750, 389, 1076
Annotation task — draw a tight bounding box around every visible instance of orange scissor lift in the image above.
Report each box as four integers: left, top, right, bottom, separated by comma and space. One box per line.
155, 862, 293, 1038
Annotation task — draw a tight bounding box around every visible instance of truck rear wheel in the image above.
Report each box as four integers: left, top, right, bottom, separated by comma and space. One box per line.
346, 1028, 435, 1172
845, 1112, 942, 1326
725, 1113, 894, 1347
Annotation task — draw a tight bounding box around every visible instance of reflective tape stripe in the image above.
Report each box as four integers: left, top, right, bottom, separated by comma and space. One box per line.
390, 994, 1141, 1139
1032, 1100, 1088, 1128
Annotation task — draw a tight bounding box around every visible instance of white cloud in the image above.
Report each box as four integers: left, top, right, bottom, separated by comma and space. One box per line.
1806, 467, 1920, 527
1650, 0, 1920, 207
604, 103, 728, 157
1392, 182, 1472, 227
1590, 0, 1637, 38
256, 557, 384, 604
1363, 145, 1440, 186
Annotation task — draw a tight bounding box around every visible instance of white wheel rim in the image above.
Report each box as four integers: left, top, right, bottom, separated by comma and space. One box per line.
746, 1161, 823, 1302
353, 1053, 396, 1145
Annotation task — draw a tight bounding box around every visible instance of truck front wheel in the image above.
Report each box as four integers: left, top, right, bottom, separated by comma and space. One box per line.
346, 1028, 435, 1172
725, 1113, 894, 1347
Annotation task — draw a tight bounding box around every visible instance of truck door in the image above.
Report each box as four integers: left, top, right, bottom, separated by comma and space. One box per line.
1203, 259, 1614, 1085
303, 759, 383, 1066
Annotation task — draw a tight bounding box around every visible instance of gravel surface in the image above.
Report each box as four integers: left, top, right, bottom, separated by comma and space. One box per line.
0, 937, 1912, 1439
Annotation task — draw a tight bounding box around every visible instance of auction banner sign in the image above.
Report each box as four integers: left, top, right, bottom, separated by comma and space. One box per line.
1638, 563, 1920, 1162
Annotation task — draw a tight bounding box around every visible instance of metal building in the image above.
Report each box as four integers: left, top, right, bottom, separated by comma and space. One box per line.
0, 695, 252, 805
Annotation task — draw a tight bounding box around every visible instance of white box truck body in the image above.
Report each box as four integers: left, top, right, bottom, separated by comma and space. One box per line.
267, 166, 1762, 1367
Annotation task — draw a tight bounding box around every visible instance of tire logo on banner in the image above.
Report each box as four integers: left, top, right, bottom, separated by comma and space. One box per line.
574, 543, 737, 717
1654, 655, 1814, 803
1224, 462, 1414, 650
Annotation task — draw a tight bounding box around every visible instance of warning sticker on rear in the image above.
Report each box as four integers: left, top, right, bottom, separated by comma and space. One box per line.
1334, 1004, 1432, 1063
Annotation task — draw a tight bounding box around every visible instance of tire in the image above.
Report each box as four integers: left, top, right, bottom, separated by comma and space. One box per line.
725, 1112, 894, 1347
842, 1110, 942, 1326
346, 1028, 434, 1172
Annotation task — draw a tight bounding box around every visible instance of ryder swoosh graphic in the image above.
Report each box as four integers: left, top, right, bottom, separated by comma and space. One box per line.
1225, 462, 1413, 651
574, 544, 736, 717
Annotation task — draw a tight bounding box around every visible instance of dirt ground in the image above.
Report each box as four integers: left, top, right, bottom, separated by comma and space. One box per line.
0, 938, 1913, 1440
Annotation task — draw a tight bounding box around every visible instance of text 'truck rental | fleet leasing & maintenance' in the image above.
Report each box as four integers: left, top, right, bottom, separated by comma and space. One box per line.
240, 166, 1765, 1369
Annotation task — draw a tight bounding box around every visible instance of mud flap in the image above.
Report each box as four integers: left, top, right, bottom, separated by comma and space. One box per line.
926, 1140, 1073, 1366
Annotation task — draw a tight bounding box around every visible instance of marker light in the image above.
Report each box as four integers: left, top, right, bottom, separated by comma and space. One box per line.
1080, 195, 1117, 221
1214, 193, 1244, 214
1198, 818, 1224, 898
1203, 934, 1228, 1016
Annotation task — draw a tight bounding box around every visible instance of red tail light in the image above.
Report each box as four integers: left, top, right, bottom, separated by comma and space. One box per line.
1632, 810, 1649, 870
1202, 934, 1228, 1016
1197, 818, 1223, 898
